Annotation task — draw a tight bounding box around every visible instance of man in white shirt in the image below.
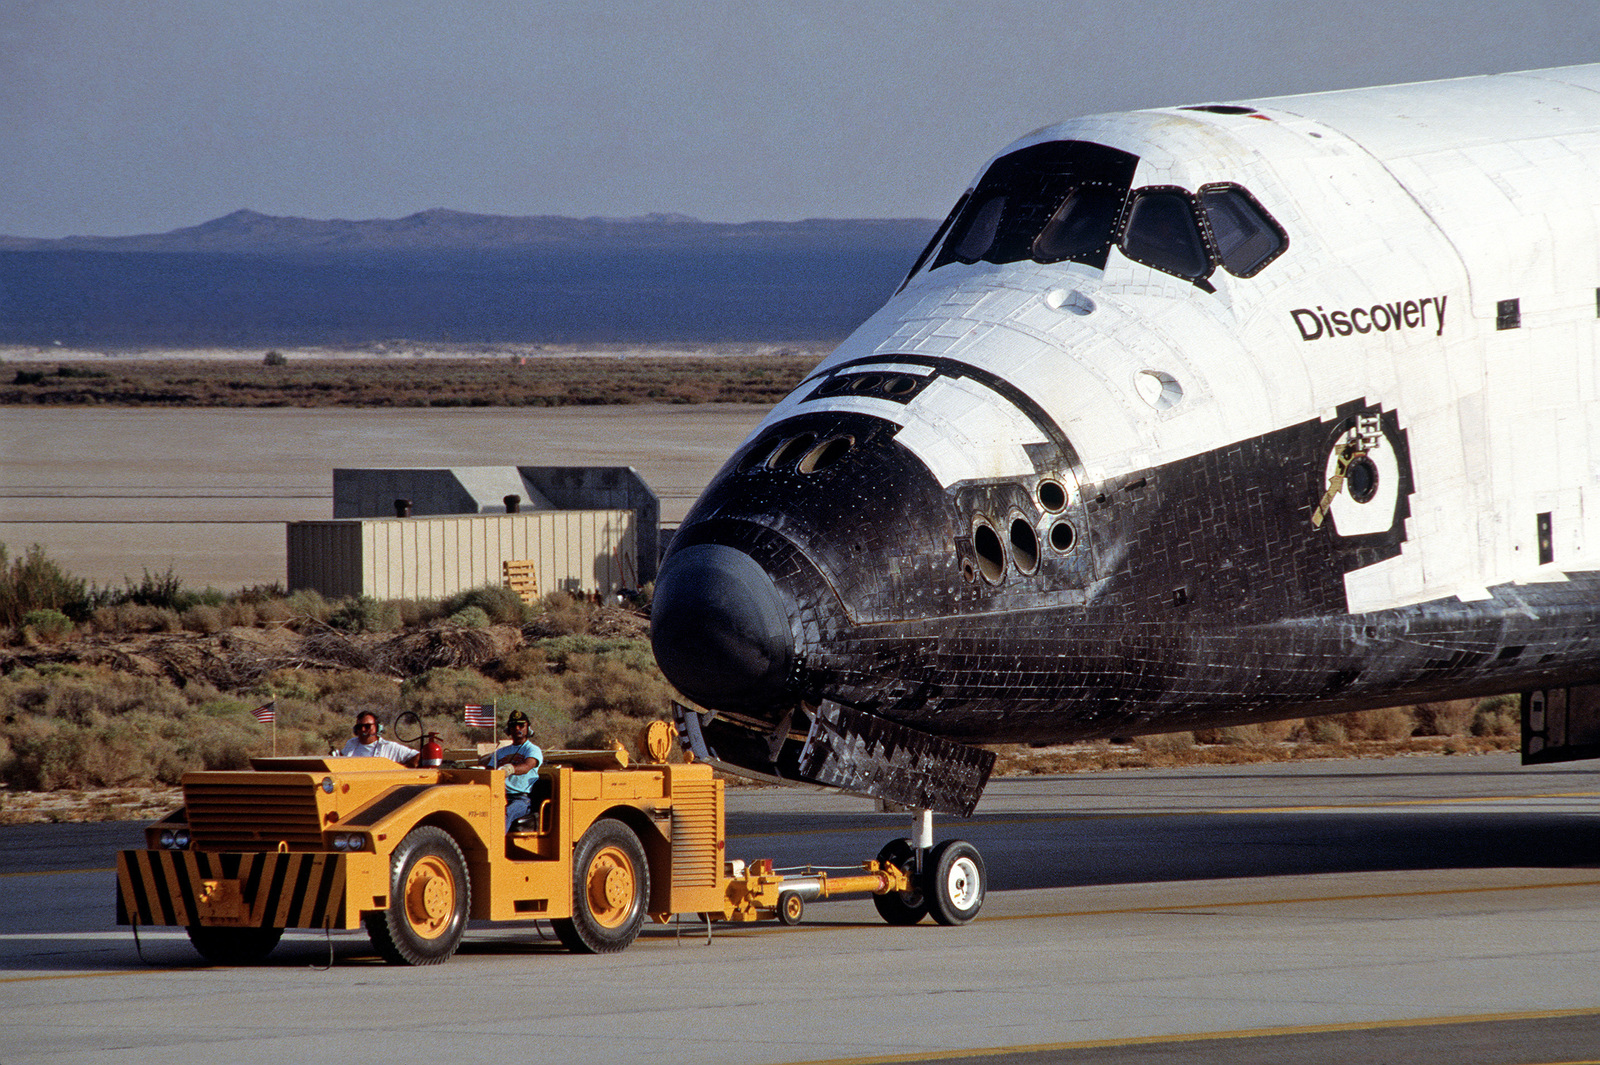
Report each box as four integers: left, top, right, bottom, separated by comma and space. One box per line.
337, 711, 419, 766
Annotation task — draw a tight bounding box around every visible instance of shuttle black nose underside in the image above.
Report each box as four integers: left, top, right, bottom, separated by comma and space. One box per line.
650, 542, 796, 713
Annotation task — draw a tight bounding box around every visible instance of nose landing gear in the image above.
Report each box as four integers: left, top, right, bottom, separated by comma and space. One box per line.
872, 807, 986, 926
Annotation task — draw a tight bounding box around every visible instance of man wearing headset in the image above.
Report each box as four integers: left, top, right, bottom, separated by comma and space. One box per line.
480, 709, 544, 830
337, 710, 419, 766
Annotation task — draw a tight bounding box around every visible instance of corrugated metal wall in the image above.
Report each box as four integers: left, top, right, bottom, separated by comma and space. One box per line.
287, 510, 638, 600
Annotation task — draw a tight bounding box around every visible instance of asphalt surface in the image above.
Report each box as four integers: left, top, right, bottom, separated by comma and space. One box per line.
3, 753, 1599, 1064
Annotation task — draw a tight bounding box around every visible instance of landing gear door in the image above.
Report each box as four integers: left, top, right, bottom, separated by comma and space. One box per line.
1522, 686, 1600, 765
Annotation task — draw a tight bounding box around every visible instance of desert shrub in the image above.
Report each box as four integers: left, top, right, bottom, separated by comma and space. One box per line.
536, 635, 652, 669
21, 608, 74, 644
562, 656, 673, 718
441, 585, 527, 626
401, 667, 500, 720
530, 591, 590, 635
279, 669, 402, 731
234, 583, 287, 604
1414, 700, 1477, 737
396, 598, 444, 626
1304, 716, 1348, 743
329, 595, 401, 633
496, 645, 549, 681
567, 709, 661, 756
492, 693, 573, 746
116, 567, 189, 610
0, 667, 281, 789
446, 605, 490, 629
1473, 694, 1520, 737
219, 601, 258, 628
181, 604, 224, 634
1200, 719, 1301, 746
284, 588, 331, 625
0, 543, 91, 624
255, 598, 294, 625
263, 350, 287, 366
1337, 705, 1415, 740
1132, 731, 1194, 753
92, 602, 182, 633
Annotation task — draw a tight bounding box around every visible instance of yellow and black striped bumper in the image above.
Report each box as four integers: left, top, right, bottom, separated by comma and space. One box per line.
117, 850, 352, 930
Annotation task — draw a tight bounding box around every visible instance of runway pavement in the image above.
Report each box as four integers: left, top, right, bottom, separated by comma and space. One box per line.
3, 753, 1598, 1064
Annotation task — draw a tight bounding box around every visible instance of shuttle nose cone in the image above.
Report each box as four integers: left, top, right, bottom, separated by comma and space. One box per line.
651, 543, 795, 713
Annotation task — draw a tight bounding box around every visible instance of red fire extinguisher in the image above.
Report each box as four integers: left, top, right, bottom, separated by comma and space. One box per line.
420, 733, 444, 768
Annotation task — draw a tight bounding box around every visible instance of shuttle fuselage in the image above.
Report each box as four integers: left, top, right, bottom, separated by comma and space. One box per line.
651, 65, 1600, 812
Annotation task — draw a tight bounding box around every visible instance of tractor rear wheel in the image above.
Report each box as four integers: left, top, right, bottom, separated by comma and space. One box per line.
553, 819, 650, 954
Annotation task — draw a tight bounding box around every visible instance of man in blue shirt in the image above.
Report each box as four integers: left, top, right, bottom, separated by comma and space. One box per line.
481, 709, 544, 831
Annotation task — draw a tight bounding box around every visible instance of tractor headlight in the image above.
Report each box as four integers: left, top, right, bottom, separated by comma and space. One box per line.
158, 828, 190, 850
332, 832, 364, 852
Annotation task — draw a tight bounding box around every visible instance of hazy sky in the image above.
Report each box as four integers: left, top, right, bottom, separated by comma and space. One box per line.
3, 1, 1597, 237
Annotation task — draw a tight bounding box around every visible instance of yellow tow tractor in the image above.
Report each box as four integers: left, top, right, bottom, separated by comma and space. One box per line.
115, 721, 983, 965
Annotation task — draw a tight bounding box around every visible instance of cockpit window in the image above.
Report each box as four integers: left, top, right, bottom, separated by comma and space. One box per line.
1119, 188, 1210, 279
929, 140, 1140, 272
1033, 185, 1127, 264
900, 193, 967, 287
950, 195, 1008, 261
907, 140, 1291, 289
1198, 184, 1288, 277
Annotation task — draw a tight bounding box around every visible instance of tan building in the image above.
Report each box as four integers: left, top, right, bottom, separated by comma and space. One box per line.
287, 509, 640, 601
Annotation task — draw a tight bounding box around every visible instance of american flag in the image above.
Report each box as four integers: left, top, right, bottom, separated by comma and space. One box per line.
464, 704, 494, 728
251, 701, 276, 724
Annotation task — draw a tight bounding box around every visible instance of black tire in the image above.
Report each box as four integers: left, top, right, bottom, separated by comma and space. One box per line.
776, 890, 805, 926
186, 925, 284, 965
364, 825, 471, 965
924, 839, 985, 926
552, 819, 650, 954
871, 838, 928, 926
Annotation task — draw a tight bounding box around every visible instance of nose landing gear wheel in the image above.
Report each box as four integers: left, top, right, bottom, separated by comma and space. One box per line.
924, 839, 985, 925
871, 837, 928, 925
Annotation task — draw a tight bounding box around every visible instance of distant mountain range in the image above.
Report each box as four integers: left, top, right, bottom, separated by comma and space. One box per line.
0, 210, 939, 345
0, 208, 937, 254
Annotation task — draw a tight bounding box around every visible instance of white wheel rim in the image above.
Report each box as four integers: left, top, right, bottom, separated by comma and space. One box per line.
944, 856, 980, 909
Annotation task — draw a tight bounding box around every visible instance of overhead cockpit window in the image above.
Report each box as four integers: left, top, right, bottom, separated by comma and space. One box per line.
1198, 184, 1288, 277
928, 141, 1140, 272
1119, 188, 1210, 280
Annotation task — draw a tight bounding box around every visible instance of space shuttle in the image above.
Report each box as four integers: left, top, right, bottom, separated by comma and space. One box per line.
651, 65, 1600, 822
